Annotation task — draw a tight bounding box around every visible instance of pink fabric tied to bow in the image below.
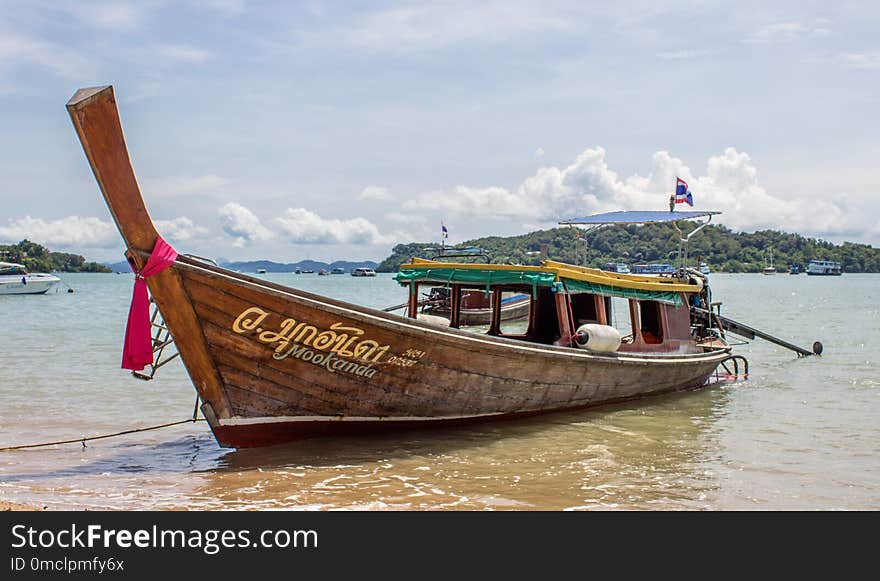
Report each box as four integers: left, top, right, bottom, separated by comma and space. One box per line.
121, 236, 178, 370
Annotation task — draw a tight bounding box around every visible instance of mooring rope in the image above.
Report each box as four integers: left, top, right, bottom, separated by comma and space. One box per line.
0, 417, 206, 452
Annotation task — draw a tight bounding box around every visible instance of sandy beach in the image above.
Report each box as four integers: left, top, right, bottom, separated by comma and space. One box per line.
1, 500, 45, 511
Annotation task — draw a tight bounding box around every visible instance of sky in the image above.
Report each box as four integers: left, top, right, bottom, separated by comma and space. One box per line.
1, 0, 878, 263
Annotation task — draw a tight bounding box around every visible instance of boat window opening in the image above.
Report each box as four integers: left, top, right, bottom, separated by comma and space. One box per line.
610, 297, 633, 339
529, 286, 562, 344
569, 293, 600, 327
638, 300, 664, 344
497, 289, 532, 337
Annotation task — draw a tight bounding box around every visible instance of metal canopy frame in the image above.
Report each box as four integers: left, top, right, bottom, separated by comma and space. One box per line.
558, 210, 721, 270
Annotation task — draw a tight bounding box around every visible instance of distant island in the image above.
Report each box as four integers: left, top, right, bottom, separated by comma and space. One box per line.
104, 258, 379, 274
0, 240, 111, 273
377, 224, 880, 273
221, 259, 379, 273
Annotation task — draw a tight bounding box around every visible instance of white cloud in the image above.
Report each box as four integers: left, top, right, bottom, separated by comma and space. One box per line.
158, 44, 211, 64
656, 49, 708, 60
154, 217, 209, 242
63, 1, 143, 31
402, 146, 865, 239
0, 31, 94, 80
839, 52, 880, 69
359, 186, 393, 201
746, 20, 829, 43
0, 216, 118, 248
146, 175, 227, 197
317, 2, 569, 53
534, 147, 545, 159
275, 208, 394, 245
193, 0, 247, 15
386, 212, 425, 224
218, 203, 272, 246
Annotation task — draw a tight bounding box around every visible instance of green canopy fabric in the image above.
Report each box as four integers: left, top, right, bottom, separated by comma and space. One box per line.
395, 267, 684, 305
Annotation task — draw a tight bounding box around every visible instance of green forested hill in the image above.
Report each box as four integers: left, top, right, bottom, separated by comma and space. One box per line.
0, 240, 111, 273
376, 224, 880, 273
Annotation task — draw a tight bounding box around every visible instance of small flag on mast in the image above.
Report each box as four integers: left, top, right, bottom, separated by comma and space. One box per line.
441, 222, 448, 239
674, 177, 694, 206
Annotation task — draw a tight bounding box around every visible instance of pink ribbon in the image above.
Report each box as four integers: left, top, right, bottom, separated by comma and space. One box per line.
121, 236, 178, 371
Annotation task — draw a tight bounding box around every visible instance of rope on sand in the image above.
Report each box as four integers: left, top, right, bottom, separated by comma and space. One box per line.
0, 418, 206, 452
0, 395, 206, 452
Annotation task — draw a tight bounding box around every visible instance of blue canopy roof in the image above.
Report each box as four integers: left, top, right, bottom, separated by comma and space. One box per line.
559, 210, 720, 225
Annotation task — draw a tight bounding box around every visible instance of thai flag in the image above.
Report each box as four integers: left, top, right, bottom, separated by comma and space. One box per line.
675, 177, 693, 206
441, 223, 448, 239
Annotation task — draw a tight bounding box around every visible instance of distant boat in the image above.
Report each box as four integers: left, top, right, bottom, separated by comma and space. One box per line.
0, 262, 61, 295
602, 262, 631, 274
762, 249, 776, 275
631, 263, 676, 275
699, 262, 711, 276
301, 269, 315, 274
420, 287, 530, 326
330, 267, 346, 275
806, 260, 842, 276
256, 268, 267, 274
789, 264, 800, 275
351, 267, 377, 277
294, 269, 302, 274
317, 269, 330, 276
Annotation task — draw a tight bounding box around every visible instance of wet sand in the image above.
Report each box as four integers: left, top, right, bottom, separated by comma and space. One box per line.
1, 500, 45, 511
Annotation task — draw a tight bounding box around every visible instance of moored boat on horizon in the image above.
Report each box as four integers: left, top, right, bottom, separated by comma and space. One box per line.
762, 249, 776, 275
0, 262, 61, 295
806, 260, 842, 276
602, 262, 631, 274
418, 286, 531, 326
631, 263, 676, 275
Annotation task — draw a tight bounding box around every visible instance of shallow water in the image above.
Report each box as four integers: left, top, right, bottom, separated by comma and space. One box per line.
0, 272, 877, 510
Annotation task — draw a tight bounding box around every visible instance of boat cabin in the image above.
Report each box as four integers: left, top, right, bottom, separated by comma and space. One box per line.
806, 260, 842, 275
0, 262, 28, 276
396, 258, 706, 354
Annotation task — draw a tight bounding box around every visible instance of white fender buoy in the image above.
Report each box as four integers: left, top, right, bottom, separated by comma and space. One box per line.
417, 313, 451, 327
574, 324, 621, 352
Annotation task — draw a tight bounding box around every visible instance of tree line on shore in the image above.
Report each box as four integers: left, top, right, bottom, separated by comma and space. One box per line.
0, 240, 111, 273
376, 224, 880, 273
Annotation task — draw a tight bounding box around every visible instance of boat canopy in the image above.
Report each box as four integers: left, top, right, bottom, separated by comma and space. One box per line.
395, 258, 701, 306
559, 210, 720, 226
0, 262, 27, 274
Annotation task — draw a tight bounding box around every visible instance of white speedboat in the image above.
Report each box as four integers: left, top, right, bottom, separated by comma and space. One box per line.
0, 262, 61, 295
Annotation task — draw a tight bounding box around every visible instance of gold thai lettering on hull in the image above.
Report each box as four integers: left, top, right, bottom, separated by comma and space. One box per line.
231, 306, 425, 379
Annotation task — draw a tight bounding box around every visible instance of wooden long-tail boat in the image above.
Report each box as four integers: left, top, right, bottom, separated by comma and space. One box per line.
66, 85, 743, 449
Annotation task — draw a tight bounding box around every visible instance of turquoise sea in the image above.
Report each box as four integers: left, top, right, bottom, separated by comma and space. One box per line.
0, 272, 877, 510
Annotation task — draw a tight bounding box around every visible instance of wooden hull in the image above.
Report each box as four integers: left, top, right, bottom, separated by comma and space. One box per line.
66, 85, 734, 449
175, 257, 728, 447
